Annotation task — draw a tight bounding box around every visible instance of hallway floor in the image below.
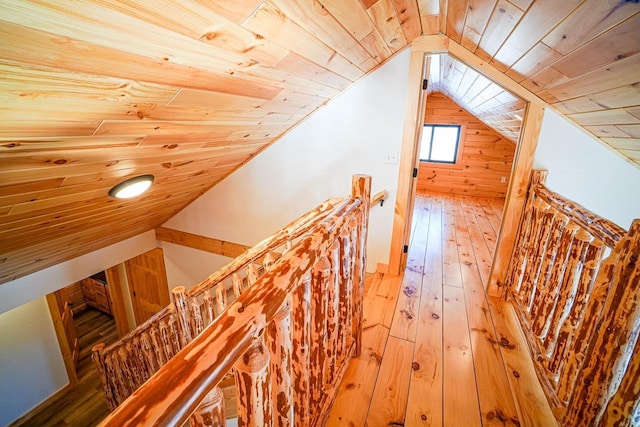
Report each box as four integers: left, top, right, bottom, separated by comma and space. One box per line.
12, 308, 117, 426
327, 192, 556, 426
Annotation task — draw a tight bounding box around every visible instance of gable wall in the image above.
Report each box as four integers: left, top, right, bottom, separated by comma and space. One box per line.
160, 49, 412, 289
417, 93, 515, 198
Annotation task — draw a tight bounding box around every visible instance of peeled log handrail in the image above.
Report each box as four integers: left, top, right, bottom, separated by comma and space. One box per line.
98, 175, 371, 426
92, 194, 350, 410
533, 183, 625, 248
370, 189, 387, 207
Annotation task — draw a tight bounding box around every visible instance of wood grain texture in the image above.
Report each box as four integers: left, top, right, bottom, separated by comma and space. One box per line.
2, 0, 640, 286
417, 93, 516, 197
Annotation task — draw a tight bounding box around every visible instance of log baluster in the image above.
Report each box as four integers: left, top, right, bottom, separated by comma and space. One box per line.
149, 324, 168, 366
549, 239, 604, 379
532, 222, 579, 339
523, 208, 556, 312
564, 221, 640, 425
267, 298, 293, 426
203, 290, 216, 326
232, 273, 244, 298
167, 314, 183, 354
292, 274, 312, 425
234, 337, 272, 427
172, 286, 193, 345
263, 252, 275, 270
338, 225, 354, 364
543, 229, 592, 356
158, 318, 175, 360
351, 174, 371, 355
310, 257, 331, 416
324, 240, 341, 388
517, 199, 550, 306
247, 263, 259, 286
529, 214, 569, 326
139, 331, 160, 373
189, 386, 226, 427
192, 298, 205, 336
215, 283, 227, 314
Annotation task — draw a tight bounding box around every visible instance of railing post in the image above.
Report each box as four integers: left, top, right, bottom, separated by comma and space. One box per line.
267, 298, 293, 426
234, 336, 272, 427
189, 386, 226, 427
92, 343, 118, 411
351, 174, 371, 356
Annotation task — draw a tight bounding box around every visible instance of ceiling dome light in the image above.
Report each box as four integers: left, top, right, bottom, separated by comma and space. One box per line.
108, 174, 154, 199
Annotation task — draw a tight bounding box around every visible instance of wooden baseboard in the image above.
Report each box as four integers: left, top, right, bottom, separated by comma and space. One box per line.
9, 382, 73, 426
376, 263, 389, 275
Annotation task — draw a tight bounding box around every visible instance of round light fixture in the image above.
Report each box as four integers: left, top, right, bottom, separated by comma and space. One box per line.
108, 174, 154, 199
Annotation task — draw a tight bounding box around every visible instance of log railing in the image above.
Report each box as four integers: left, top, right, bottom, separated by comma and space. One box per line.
504, 169, 640, 426
94, 175, 371, 426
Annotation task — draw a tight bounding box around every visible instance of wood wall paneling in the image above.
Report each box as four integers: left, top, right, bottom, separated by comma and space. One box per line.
417, 93, 515, 198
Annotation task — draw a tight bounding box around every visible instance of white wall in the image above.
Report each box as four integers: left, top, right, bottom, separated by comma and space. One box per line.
0, 298, 68, 426
0, 230, 157, 314
162, 49, 412, 289
0, 231, 157, 425
534, 109, 640, 230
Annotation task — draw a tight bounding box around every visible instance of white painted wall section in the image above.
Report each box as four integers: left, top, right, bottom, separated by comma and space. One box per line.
534, 109, 640, 230
0, 230, 158, 314
0, 298, 68, 426
162, 49, 412, 289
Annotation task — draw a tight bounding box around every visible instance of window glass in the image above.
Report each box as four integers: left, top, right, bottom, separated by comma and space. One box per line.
419, 125, 460, 163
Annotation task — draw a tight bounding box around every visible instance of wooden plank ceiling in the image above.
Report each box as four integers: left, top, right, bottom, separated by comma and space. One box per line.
0, 0, 639, 285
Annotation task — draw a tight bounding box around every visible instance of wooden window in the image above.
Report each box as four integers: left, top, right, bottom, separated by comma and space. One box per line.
419, 124, 461, 164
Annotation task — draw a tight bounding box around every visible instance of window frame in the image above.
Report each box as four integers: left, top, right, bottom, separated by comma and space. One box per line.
419, 124, 462, 164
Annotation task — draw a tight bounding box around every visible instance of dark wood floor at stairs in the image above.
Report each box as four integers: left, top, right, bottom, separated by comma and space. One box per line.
12, 309, 117, 427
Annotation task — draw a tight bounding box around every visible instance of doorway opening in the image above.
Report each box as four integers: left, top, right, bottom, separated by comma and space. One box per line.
388, 36, 545, 295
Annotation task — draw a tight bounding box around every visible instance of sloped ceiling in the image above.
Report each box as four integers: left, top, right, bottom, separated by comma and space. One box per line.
0, 0, 639, 285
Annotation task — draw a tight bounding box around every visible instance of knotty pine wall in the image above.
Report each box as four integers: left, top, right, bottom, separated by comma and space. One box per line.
417, 93, 515, 199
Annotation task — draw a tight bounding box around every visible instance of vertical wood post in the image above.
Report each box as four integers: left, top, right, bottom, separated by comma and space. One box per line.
92, 343, 118, 410
172, 286, 193, 344
351, 174, 371, 356
189, 386, 226, 427
292, 274, 312, 425
488, 105, 545, 296
310, 257, 331, 413
324, 240, 341, 388
234, 337, 272, 427
267, 298, 293, 426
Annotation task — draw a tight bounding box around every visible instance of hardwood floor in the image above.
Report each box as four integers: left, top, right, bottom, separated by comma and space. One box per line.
328, 192, 556, 426
12, 309, 117, 427
12, 193, 555, 426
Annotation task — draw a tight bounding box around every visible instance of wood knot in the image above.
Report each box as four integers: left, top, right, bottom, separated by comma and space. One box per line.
412, 362, 420, 371
421, 414, 427, 421
238, 305, 245, 313
431, 313, 440, 320
53, 159, 68, 165
512, 370, 520, 378
345, 383, 355, 390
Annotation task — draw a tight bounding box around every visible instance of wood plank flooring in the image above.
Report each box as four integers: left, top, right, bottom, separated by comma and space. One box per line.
13, 192, 555, 426
328, 192, 556, 426
12, 308, 117, 427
